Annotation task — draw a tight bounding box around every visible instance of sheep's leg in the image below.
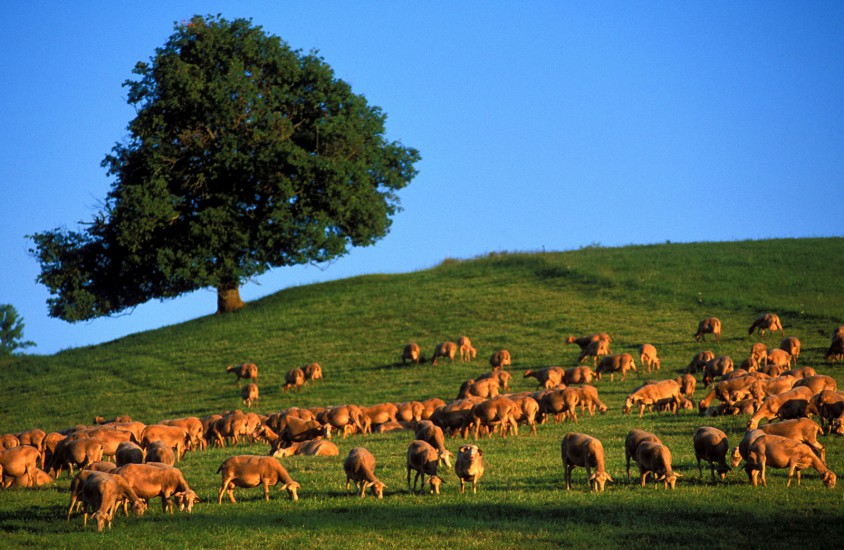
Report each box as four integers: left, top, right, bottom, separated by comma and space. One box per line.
406, 467, 412, 492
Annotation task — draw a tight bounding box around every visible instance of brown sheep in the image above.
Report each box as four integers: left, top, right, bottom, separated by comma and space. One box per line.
523, 367, 565, 389
578, 339, 611, 365
47, 437, 104, 478
455, 444, 485, 494
639, 344, 661, 372
748, 313, 784, 338
363, 403, 399, 432
741, 418, 826, 465
420, 398, 447, 420
693, 427, 731, 480
489, 349, 512, 369
75, 471, 147, 532
749, 343, 768, 370
241, 383, 259, 408
429, 397, 484, 436
272, 439, 339, 457
744, 433, 835, 488
457, 378, 501, 400
806, 390, 844, 434
538, 388, 581, 424
825, 330, 844, 362
676, 374, 697, 399
431, 342, 458, 366
684, 350, 715, 374
792, 374, 837, 395
322, 405, 366, 437
702, 356, 734, 388
401, 343, 422, 365
564, 366, 596, 385
0, 445, 40, 486
343, 447, 386, 499
406, 440, 443, 494
414, 420, 454, 467
115, 442, 144, 467
507, 395, 540, 435
458, 336, 477, 362
66, 426, 137, 462
623, 380, 681, 417
216, 455, 299, 503
695, 317, 721, 343
595, 353, 637, 382
766, 348, 792, 369
635, 441, 682, 489
276, 416, 332, 446
116, 463, 200, 513
283, 368, 305, 392
145, 441, 176, 466
779, 337, 800, 364
303, 362, 323, 383
747, 386, 815, 429
625, 429, 662, 481
395, 401, 425, 423
140, 425, 190, 460
565, 333, 612, 350
159, 417, 205, 451
476, 369, 512, 391
569, 385, 607, 415
560, 432, 614, 492
462, 396, 519, 439
226, 363, 258, 385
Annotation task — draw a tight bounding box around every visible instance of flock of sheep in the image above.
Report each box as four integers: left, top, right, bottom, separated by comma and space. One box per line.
1, 314, 843, 532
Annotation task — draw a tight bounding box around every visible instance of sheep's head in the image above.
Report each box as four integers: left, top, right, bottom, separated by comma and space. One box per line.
131, 498, 147, 517
822, 471, 837, 489
366, 480, 386, 499
729, 446, 742, 469
621, 399, 634, 414
428, 475, 443, 495
588, 471, 614, 492
439, 449, 453, 469
176, 490, 200, 513
715, 465, 732, 480
281, 481, 301, 501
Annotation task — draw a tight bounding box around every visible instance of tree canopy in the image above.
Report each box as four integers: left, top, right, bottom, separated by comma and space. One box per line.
30, 15, 420, 321
0, 305, 35, 356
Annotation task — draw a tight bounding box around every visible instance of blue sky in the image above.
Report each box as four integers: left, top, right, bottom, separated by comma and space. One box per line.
2, 2, 842, 354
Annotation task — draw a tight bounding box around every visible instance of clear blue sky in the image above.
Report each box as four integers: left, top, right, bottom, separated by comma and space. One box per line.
2, 2, 842, 354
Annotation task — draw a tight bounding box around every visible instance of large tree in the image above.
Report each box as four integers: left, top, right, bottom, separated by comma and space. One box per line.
30, 15, 420, 321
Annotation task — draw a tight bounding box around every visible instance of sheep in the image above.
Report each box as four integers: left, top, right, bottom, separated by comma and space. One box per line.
693, 427, 731, 480
766, 348, 793, 369
507, 395, 540, 435
749, 343, 768, 370
793, 374, 837, 395
563, 366, 596, 385
675, 374, 697, 399
744, 433, 836, 488
476, 369, 512, 391
825, 330, 844, 362
216, 455, 298, 503
115, 463, 200, 513
343, 447, 386, 499
420, 398, 447, 420
578, 339, 611, 365
735, 418, 826, 465
595, 353, 636, 382
568, 385, 607, 415
241, 383, 259, 408
65, 426, 137, 462
274, 416, 332, 449
489, 349, 512, 369
429, 398, 483, 436
283, 368, 305, 392
777, 337, 800, 364
560, 432, 614, 492
457, 378, 501, 400
638, 344, 661, 372
402, 343, 423, 365
406, 440, 443, 494
684, 350, 715, 374
701, 356, 734, 388
624, 429, 662, 481
15, 428, 46, 462
395, 401, 425, 423
455, 444, 485, 494
0, 445, 40, 486
462, 396, 519, 439
322, 405, 366, 437
458, 336, 477, 362
272, 439, 339, 457
140, 424, 190, 460
748, 313, 784, 338
747, 386, 815, 429
806, 390, 844, 434
303, 362, 323, 383
431, 342, 458, 366
414, 420, 453, 467
362, 403, 398, 432
47, 437, 104, 478
74, 471, 147, 532
115, 442, 144, 467
523, 367, 565, 389
159, 417, 205, 451
565, 333, 612, 350
623, 380, 681, 417
145, 440, 176, 466
6, 467, 52, 488
694, 317, 721, 343
635, 441, 682, 489
226, 363, 258, 385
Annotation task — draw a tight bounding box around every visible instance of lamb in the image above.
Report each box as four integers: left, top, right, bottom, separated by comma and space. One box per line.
563, 366, 596, 385
0, 445, 40, 486
431, 342, 458, 366
414, 420, 454, 467
217, 455, 299, 503
747, 386, 815, 429
115, 442, 144, 467
115, 463, 200, 513
701, 356, 734, 388
779, 337, 801, 364
638, 344, 661, 372
343, 447, 386, 499
634, 441, 682, 489
454, 444, 485, 494
622, 379, 681, 417
578, 339, 611, 365
693, 427, 731, 480
145, 440, 176, 466
283, 368, 305, 392
744, 433, 835, 488
402, 343, 423, 365
458, 336, 477, 362
560, 432, 614, 492
272, 439, 339, 457
694, 317, 721, 342
489, 349, 512, 369
523, 367, 565, 389
748, 313, 784, 338
241, 383, 259, 408
624, 429, 662, 481
303, 362, 323, 383
406, 440, 443, 494
684, 350, 715, 374
226, 363, 258, 385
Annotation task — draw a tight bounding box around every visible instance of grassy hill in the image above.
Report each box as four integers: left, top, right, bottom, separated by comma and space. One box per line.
1, 237, 843, 548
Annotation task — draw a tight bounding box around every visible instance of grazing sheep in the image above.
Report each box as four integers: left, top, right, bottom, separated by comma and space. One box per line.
216, 455, 299, 503
455, 444, 485, 494
241, 383, 259, 408
0, 445, 40, 486
793, 374, 837, 395
507, 395, 540, 435
523, 367, 565, 389
786, 366, 816, 379
458, 336, 477, 362
595, 353, 636, 382
420, 398, 447, 420
463, 396, 519, 439
693, 427, 731, 480
275, 416, 332, 449
406, 440, 443, 494
747, 386, 815, 429
578, 339, 611, 365
116, 463, 200, 513
402, 343, 422, 365
749, 343, 768, 370
538, 387, 582, 424
560, 432, 614, 492
744, 433, 835, 488
778, 337, 800, 364
283, 368, 305, 392
748, 313, 784, 338
431, 342, 458, 366
623, 380, 682, 417
565, 333, 612, 350
694, 317, 721, 343
568, 385, 607, 416
322, 405, 367, 437
825, 329, 844, 362
273, 439, 340, 457
140, 425, 190, 460
414, 420, 453, 467
47, 438, 104, 478
806, 390, 844, 435
489, 349, 512, 369
226, 363, 258, 385
395, 401, 425, 423
635, 441, 682, 489
74, 471, 147, 532
766, 348, 793, 369
639, 344, 661, 372
302, 362, 323, 384
343, 447, 386, 499
684, 350, 715, 374
429, 398, 483, 436
737, 418, 826, 465
676, 374, 697, 399
701, 356, 734, 388
362, 403, 399, 432
457, 378, 501, 400
145, 441, 176, 466
115, 442, 144, 467
564, 366, 596, 385
625, 429, 662, 481
476, 369, 512, 391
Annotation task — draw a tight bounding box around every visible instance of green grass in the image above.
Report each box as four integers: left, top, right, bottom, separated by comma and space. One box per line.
1, 237, 843, 548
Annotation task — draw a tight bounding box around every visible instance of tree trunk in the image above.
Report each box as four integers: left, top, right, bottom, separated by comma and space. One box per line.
217, 285, 245, 314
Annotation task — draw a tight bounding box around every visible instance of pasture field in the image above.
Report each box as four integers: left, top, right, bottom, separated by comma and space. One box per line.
1, 237, 843, 549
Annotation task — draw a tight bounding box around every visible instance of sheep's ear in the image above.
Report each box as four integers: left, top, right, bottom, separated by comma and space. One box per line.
588, 473, 596, 481
656, 474, 666, 481
674, 472, 684, 478
605, 472, 615, 483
